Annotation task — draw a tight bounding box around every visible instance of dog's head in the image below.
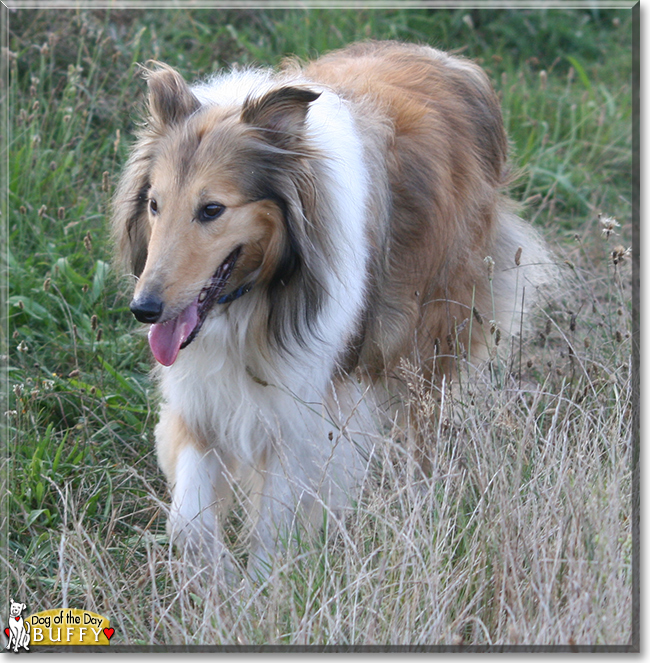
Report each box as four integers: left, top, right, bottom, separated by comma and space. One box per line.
9, 600, 25, 619
112, 64, 323, 365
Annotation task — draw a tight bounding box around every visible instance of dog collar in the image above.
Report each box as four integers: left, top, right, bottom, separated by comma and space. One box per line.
217, 282, 254, 305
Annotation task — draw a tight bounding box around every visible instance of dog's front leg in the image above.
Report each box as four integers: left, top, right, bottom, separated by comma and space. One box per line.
156, 409, 235, 576
246, 451, 321, 579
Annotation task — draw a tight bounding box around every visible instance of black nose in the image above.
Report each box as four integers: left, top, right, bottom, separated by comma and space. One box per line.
130, 296, 164, 324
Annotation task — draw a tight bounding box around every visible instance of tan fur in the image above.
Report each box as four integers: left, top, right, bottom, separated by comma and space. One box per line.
302, 42, 516, 380
156, 408, 203, 487
129, 108, 286, 318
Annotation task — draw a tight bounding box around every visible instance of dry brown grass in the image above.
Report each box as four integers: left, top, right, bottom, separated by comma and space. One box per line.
6, 246, 634, 646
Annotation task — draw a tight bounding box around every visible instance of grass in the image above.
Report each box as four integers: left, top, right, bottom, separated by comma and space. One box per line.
4, 7, 635, 648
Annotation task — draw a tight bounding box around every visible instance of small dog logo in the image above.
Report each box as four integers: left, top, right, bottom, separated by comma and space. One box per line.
5, 599, 30, 653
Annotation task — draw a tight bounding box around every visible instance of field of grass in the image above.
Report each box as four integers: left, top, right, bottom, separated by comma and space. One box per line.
3, 6, 636, 649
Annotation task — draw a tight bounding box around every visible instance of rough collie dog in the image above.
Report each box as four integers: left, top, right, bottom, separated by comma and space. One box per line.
113, 41, 548, 576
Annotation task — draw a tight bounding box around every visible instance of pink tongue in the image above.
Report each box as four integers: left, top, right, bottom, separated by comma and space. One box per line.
148, 302, 199, 366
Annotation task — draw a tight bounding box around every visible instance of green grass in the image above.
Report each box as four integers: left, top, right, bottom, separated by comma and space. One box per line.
4, 7, 634, 647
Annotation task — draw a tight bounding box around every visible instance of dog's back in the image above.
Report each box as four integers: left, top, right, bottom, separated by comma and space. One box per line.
302, 41, 548, 380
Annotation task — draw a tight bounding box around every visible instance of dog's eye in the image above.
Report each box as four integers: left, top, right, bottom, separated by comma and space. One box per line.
198, 203, 226, 223
149, 198, 158, 215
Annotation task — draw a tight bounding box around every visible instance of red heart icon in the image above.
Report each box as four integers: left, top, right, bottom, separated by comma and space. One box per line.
14, 617, 19, 621
4, 628, 9, 638
103, 628, 114, 641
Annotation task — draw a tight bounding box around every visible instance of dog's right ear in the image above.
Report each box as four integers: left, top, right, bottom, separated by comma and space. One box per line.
143, 62, 200, 128
112, 63, 201, 280
112, 147, 152, 278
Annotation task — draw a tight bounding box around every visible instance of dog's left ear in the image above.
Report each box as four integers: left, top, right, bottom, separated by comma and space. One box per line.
241, 86, 320, 147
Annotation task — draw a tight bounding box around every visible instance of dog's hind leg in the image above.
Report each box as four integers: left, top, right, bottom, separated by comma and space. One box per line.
156, 409, 235, 576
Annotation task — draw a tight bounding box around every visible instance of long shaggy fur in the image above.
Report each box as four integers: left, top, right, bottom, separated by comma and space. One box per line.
112, 41, 549, 576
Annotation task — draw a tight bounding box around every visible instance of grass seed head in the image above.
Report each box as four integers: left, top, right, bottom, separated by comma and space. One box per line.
514, 246, 522, 266
599, 213, 620, 238
539, 70, 547, 90
484, 255, 495, 280
462, 13, 474, 29
611, 245, 630, 266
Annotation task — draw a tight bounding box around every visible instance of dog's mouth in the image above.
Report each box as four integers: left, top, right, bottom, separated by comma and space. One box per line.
147, 246, 242, 366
